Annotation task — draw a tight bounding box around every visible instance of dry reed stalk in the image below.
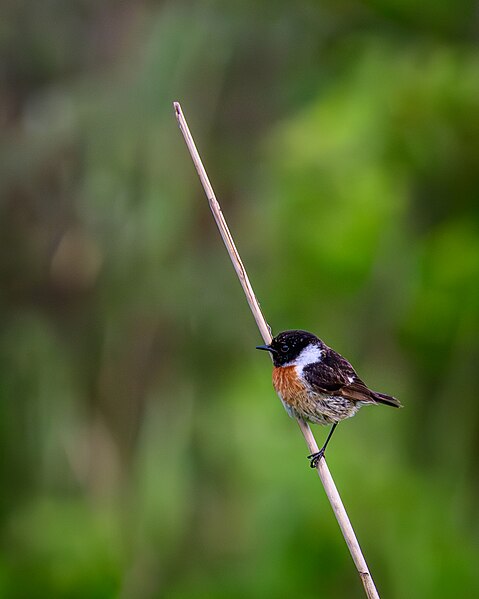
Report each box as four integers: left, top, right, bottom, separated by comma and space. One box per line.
173, 101, 380, 599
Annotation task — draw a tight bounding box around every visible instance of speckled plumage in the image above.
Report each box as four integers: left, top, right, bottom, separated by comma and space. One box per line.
273, 365, 362, 425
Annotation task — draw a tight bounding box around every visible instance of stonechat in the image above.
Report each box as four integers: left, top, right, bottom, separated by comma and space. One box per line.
257, 330, 401, 467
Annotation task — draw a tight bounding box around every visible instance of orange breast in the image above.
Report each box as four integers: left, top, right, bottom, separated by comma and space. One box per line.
272, 366, 309, 410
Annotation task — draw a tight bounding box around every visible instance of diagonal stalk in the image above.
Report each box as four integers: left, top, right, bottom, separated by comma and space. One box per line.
173, 101, 380, 599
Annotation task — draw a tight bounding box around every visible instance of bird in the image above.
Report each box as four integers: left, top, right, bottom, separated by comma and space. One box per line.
256, 330, 401, 468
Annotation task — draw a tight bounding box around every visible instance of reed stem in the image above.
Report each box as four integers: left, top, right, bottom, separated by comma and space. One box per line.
173, 101, 380, 599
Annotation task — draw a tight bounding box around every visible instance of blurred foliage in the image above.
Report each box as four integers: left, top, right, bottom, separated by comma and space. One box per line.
1, 0, 479, 597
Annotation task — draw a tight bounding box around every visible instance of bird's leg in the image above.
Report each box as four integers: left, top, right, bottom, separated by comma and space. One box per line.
308, 423, 338, 468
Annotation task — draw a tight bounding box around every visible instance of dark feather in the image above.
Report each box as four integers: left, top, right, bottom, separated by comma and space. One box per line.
338, 381, 401, 408
370, 390, 402, 408
303, 347, 401, 408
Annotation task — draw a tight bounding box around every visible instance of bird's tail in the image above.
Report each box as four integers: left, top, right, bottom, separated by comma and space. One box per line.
372, 391, 402, 408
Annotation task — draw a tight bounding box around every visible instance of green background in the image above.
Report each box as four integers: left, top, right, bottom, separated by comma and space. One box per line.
1, 1, 479, 597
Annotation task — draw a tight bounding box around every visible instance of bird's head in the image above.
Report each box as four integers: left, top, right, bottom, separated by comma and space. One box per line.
256, 330, 324, 367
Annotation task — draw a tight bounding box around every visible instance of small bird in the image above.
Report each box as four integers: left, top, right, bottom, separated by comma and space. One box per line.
256, 330, 401, 467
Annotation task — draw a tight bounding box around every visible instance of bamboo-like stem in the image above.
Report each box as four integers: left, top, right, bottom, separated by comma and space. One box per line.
173, 101, 380, 599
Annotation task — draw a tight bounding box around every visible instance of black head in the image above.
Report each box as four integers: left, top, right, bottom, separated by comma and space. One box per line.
256, 330, 323, 367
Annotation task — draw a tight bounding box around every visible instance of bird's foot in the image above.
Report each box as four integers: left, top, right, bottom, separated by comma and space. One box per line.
307, 449, 325, 468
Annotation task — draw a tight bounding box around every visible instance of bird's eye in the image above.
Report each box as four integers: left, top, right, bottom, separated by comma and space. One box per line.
281, 344, 289, 353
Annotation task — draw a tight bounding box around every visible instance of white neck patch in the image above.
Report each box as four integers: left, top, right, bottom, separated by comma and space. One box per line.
284, 344, 323, 373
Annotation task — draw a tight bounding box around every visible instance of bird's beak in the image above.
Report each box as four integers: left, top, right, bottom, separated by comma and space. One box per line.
256, 344, 276, 354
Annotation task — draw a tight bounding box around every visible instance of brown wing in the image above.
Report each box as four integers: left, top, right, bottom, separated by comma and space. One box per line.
339, 381, 401, 407
303, 349, 357, 393
303, 348, 401, 408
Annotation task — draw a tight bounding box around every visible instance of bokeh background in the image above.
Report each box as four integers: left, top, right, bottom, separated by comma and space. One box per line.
1, 1, 479, 597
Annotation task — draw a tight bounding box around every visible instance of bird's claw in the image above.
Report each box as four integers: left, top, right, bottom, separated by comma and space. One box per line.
307, 449, 325, 468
